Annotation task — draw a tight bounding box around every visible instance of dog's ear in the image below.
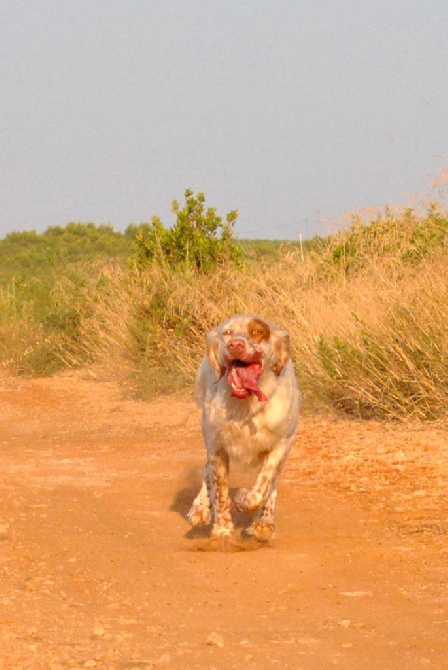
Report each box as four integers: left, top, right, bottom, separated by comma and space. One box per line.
271, 329, 290, 376
206, 329, 226, 381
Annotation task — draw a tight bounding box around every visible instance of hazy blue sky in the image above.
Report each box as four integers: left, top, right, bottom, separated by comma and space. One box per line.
1, 1, 447, 239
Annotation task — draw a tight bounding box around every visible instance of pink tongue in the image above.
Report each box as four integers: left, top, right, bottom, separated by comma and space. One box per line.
227, 362, 267, 402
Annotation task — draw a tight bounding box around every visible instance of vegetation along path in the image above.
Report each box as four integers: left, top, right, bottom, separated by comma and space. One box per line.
1, 370, 447, 669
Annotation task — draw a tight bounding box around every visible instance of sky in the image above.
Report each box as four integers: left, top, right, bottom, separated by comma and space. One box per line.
1, 1, 448, 240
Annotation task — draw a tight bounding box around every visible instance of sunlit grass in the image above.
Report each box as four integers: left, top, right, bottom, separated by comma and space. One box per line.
1, 206, 447, 420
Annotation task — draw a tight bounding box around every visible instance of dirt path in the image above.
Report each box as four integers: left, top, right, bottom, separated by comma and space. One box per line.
1, 371, 447, 669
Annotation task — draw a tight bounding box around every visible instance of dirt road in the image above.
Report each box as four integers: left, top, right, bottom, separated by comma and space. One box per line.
1, 371, 447, 669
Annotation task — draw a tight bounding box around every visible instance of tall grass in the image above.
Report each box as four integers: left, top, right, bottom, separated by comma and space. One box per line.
1, 208, 447, 420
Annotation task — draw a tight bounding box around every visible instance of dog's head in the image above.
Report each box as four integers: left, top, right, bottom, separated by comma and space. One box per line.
206, 314, 290, 400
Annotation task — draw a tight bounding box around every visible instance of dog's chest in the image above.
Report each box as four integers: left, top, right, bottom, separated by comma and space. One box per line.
210, 405, 279, 464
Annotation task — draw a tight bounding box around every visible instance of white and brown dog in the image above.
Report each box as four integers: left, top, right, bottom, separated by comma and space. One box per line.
188, 314, 301, 540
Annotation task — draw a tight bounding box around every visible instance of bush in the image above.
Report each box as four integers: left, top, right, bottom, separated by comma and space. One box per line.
132, 189, 241, 273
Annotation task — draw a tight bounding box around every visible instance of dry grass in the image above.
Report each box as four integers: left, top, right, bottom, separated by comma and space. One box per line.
66, 242, 447, 420
1, 209, 447, 421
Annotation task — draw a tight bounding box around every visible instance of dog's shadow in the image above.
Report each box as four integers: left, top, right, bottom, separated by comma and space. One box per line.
171, 475, 271, 552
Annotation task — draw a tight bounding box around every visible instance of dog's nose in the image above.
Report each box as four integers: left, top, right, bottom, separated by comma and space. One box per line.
227, 338, 246, 357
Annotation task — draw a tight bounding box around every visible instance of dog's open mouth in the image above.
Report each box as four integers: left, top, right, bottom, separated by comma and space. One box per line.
227, 361, 267, 402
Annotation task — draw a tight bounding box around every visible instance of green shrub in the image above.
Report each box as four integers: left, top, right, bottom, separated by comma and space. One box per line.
132, 189, 241, 273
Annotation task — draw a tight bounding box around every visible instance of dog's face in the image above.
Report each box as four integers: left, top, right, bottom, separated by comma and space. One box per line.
206, 315, 290, 400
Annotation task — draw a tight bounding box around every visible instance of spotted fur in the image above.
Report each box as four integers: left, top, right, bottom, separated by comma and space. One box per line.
187, 314, 301, 540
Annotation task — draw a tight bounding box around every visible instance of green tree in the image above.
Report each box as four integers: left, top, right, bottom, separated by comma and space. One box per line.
133, 189, 241, 273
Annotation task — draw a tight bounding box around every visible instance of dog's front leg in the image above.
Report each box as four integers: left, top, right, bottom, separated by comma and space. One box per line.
208, 449, 234, 537
234, 440, 290, 513
247, 488, 279, 540
187, 465, 212, 527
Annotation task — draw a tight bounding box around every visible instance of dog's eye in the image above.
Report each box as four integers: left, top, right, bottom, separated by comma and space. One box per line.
248, 320, 270, 342
249, 327, 262, 338
223, 328, 232, 336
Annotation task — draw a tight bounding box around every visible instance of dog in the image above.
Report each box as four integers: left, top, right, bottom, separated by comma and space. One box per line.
187, 314, 301, 541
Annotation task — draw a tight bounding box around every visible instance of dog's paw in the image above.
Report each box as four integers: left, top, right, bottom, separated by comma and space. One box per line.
211, 523, 235, 537
187, 503, 211, 527
245, 519, 276, 542
234, 488, 262, 512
